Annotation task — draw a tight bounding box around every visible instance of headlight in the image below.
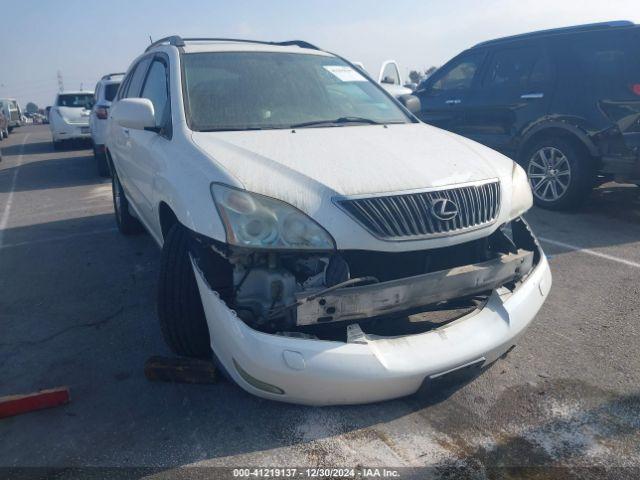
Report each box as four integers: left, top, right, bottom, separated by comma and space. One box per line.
211, 184, 335, 250
509, 162, 533, 219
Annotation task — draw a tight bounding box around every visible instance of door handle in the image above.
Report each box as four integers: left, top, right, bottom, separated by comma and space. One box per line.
123, 128, 130, 137
445, 99, 462, 105
520, 93, 544, 99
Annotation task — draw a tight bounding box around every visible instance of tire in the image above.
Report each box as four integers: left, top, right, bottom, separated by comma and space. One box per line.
522, 137, 594, 210
53, 140, 62, 150
157, 224, 213, 358
94, 147, 110, 177
111, 169, 144, 235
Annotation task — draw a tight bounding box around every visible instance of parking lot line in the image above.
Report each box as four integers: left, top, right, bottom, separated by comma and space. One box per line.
0, 227, 118, 250
0, 133, 30, 249
539, 235, 640, 269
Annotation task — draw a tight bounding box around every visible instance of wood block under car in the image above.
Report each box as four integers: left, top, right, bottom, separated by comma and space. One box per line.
144, 355, 218, 384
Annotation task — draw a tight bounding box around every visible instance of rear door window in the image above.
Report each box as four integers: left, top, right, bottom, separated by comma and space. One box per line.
483, 46, 552, 91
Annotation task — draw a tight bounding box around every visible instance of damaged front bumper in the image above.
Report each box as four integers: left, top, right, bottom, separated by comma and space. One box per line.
191, 223, 552, 406
295, 250, 534, 325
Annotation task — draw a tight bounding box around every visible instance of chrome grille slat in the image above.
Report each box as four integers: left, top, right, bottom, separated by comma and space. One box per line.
338, 181, 501, 240
406, 195, 427, 234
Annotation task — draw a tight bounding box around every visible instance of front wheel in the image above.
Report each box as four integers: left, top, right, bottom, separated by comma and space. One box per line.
523, 137, 594, 210
157, 224, 213, 358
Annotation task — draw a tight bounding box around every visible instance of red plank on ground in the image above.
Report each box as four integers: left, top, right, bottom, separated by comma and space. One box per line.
0, 387, 70, 418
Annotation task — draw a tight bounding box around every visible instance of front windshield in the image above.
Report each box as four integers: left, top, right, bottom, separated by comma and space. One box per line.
57, 94, 94, 108
182, 52, 412, 131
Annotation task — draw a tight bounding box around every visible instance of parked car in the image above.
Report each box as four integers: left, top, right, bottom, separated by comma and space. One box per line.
106, 36, 551, 406
354, 60, 413, 98
0, 98, 22, 132
0, 111, 8, 139
413, 21, 640, 209
49, 91, 95, 149
90, 73, 124, 176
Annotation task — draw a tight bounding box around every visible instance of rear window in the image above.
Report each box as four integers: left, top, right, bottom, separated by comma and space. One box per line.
569, 30, 640, 93
104, 83, 120, 102
57, 94, 94, 108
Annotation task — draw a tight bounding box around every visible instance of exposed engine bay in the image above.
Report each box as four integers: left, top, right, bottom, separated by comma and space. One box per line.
191, 217, 541, 342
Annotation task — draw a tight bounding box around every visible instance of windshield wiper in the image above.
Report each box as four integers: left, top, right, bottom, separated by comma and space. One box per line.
198, 126, 271, 132
290, 116, 383, 129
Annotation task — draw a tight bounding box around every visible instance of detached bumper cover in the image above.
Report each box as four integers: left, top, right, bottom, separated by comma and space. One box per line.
193, 252, 552, 406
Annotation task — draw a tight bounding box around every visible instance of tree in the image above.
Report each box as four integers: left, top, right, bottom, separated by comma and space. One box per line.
424, 66, 438, 78
26, 102, 39, 115
408, 70, 423, 84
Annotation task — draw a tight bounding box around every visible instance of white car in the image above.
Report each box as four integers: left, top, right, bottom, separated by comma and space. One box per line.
49, 91, 94, 149
90, 73, 124, 176
353, 61, 413, 98
106, 36, 551, 406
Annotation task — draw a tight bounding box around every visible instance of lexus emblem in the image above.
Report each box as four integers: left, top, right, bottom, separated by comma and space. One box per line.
431, 198, 459, 221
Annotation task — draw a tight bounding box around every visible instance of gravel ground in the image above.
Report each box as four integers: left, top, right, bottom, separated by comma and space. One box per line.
1, 125, 639, 479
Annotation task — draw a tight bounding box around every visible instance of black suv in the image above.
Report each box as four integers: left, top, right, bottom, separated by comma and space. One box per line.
413, 21, 640, 209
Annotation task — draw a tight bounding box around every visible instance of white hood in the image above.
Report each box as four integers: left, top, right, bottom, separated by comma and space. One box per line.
57, 106, 90, 125
192, 123, 513, 213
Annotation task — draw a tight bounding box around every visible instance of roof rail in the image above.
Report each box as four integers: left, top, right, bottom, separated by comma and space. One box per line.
145, 35, 186, 52
275, 40, 320, 50
145, 35, 320, 52
101, 72, 126, 80
473, 20, 635, 48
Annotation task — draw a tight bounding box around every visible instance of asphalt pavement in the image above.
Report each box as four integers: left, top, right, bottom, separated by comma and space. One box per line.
1, 125, 639, 479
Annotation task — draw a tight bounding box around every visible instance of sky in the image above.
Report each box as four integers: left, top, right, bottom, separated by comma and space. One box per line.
2, 0, 639, 108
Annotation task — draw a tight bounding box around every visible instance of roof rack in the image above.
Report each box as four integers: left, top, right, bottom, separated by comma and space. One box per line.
101, 72, 126, 80
145, 35, 320, 52
473, 20, 635, 48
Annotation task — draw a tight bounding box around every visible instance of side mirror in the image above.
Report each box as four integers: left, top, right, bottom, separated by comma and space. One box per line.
111, 98, 156, 130
398, 94, 421, 115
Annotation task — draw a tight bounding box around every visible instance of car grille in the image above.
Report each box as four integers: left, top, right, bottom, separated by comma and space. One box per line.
336, 180, 501, 240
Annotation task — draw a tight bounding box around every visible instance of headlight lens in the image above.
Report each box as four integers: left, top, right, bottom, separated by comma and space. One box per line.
211, 184, 335, 250
509, 162, 533, 219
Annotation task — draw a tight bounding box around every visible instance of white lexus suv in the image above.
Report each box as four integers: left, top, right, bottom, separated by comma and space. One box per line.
106, 36, 552, 406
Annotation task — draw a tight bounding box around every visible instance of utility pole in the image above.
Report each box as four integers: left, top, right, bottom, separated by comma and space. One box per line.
57, 70, 64, 93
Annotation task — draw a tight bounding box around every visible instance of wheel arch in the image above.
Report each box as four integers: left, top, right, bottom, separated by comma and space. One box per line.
517, 123, 599, 165
158, 201, 180, 241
